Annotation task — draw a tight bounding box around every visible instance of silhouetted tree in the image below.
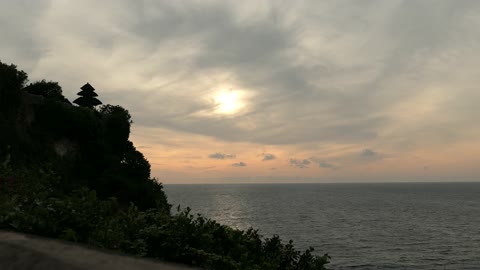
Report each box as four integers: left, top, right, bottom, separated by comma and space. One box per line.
0, 61, 28, 116
0, 61, 29, 160
23, 80, 70, 104
73, 83, 102, 108
99, 105, 131, 139
97, 105, 131, 156
122, 141, 150, 180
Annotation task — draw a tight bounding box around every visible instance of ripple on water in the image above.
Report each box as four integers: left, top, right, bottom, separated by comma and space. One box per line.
165, 183, 480, 269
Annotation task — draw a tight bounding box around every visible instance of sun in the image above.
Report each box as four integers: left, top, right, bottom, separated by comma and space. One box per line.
215, 90, 240, 114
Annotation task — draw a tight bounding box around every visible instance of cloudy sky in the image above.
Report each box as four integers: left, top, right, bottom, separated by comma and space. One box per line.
2, 0, 480, 183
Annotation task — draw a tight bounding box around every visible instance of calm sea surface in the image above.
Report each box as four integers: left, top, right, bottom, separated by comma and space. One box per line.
164, 183, 480, 270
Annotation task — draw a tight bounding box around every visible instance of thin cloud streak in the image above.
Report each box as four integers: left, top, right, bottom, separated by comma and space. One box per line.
208, 153, 236, 160
232, 162, 247, 167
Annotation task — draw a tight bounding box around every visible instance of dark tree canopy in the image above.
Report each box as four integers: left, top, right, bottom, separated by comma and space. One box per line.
23, 80, 70, 104
0, 61, 28, 91
0, 63, 164, 210
73, 83, 102, 108
98, 105, 132, 155
0, 61, 28, 116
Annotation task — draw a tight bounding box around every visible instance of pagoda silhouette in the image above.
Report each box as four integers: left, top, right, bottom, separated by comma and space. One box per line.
73, 83, 102, 108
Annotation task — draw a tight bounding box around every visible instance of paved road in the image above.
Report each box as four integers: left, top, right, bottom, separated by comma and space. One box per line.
0, 231, 198, 270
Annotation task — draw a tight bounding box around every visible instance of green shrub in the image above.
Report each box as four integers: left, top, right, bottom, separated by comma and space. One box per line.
0, 162, 330, 269
0, 178, 330, 269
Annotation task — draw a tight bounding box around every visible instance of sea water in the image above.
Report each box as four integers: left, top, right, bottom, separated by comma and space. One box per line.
164, 183, 480, 269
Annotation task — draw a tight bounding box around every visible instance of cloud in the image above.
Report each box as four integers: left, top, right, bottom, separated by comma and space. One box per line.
0, 1, 50, 68
4, 0, 480, 149
308, 157, 338, 169
289, 159, 311, 169
359, 149, 385, 161
208, 153, 236, 159
2, 1, 480, 183
185, 165, 216, 171
261, 153, 276, 161
232, 162, 246, 167
318, 161, 337, 169
360, 149, 377, 157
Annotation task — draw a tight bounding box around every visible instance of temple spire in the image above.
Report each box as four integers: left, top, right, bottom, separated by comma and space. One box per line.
73, 82, 102, 108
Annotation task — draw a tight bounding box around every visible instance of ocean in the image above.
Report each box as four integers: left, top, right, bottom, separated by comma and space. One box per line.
164, 183, 480, 270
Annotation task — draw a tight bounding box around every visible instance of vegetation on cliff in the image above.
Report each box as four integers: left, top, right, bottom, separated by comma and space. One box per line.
0, 61, 330, 269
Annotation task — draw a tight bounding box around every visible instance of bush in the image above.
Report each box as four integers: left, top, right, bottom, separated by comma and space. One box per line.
0, 176, 330, 269
0, 161, 329, 269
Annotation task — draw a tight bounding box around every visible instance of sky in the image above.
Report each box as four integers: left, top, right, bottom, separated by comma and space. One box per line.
2, 0, 480, 183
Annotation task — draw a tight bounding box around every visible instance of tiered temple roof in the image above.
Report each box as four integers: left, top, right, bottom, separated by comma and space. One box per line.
73, 83, 102, 108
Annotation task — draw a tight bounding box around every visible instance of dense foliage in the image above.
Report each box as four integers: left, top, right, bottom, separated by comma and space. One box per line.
0, 61, 330, 269
0, 61, 168, 211
23, 80, 71, 104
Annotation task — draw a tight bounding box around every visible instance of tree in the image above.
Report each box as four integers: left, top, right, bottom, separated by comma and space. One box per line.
0, 61, 28, 116
23, 80, 70, 104
0, 61, 29, 159
98, 105, 132, 155
73, 83, 102, 108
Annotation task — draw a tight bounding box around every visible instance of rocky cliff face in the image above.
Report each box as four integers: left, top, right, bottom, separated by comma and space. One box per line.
18, 92, 44, 127
14, 92, 78, 159
0, 231, 197, 270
